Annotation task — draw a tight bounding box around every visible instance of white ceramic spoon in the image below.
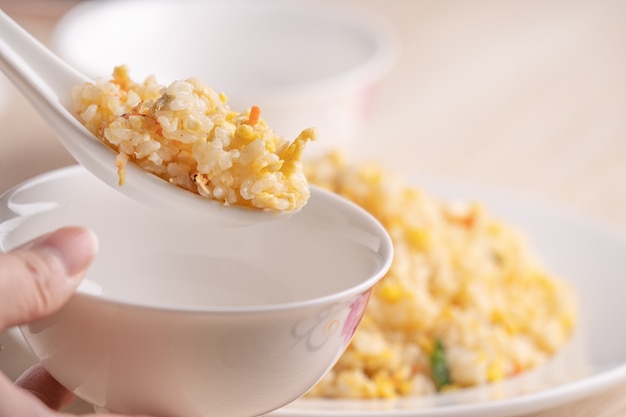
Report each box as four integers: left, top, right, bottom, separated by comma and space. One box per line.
0, 10, 294, 226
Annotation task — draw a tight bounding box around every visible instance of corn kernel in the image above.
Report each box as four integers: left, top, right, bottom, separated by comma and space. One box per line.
407, 227, 430, 250
378, 282, 403, 303
487, 360, 504, 382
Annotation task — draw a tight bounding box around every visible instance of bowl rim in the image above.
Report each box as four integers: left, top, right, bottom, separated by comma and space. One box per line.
1, 165, 394, 315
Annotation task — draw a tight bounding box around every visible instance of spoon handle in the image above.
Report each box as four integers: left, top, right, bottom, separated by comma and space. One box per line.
0, 9, 116, 186
0, 9, 89, 112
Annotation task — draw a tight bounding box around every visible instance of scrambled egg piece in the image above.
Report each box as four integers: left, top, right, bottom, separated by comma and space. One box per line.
305, 152, 577, 398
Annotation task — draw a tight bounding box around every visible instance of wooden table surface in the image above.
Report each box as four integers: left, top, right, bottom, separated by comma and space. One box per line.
0, 1, 625, 416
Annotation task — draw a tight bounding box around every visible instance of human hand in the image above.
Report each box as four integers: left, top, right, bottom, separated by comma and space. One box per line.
0, 227, 151, 416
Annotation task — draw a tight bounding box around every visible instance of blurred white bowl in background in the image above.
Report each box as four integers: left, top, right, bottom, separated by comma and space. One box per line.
53, 0, 396, 157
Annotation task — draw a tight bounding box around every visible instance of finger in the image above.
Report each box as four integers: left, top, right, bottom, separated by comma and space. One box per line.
4, 367, 154, 417
0, 371, 56, 417
9, 367, 153, 417
0, 227, 98, 330
14, 364, 75, 411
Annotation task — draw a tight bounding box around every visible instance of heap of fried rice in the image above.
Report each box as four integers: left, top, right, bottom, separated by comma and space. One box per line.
304, 152, 577, 398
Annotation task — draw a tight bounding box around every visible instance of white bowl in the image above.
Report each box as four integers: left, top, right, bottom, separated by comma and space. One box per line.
52, 0, 396, 156
0, 166, 393, 417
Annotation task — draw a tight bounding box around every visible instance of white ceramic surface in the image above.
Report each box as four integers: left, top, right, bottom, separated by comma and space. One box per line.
52, 0, 396, 156
267, 177, 626, 416
0, 73, 8, 112
0, 166, 393, 417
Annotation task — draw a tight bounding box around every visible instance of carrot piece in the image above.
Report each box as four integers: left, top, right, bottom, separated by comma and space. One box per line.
248, 105, 261, 126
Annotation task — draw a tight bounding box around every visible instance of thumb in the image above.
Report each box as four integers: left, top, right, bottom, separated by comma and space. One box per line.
0, 227, 98, 331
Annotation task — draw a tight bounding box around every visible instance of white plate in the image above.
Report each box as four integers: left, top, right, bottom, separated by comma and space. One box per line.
3, 178, 626, 416
269, 177, 626, 417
